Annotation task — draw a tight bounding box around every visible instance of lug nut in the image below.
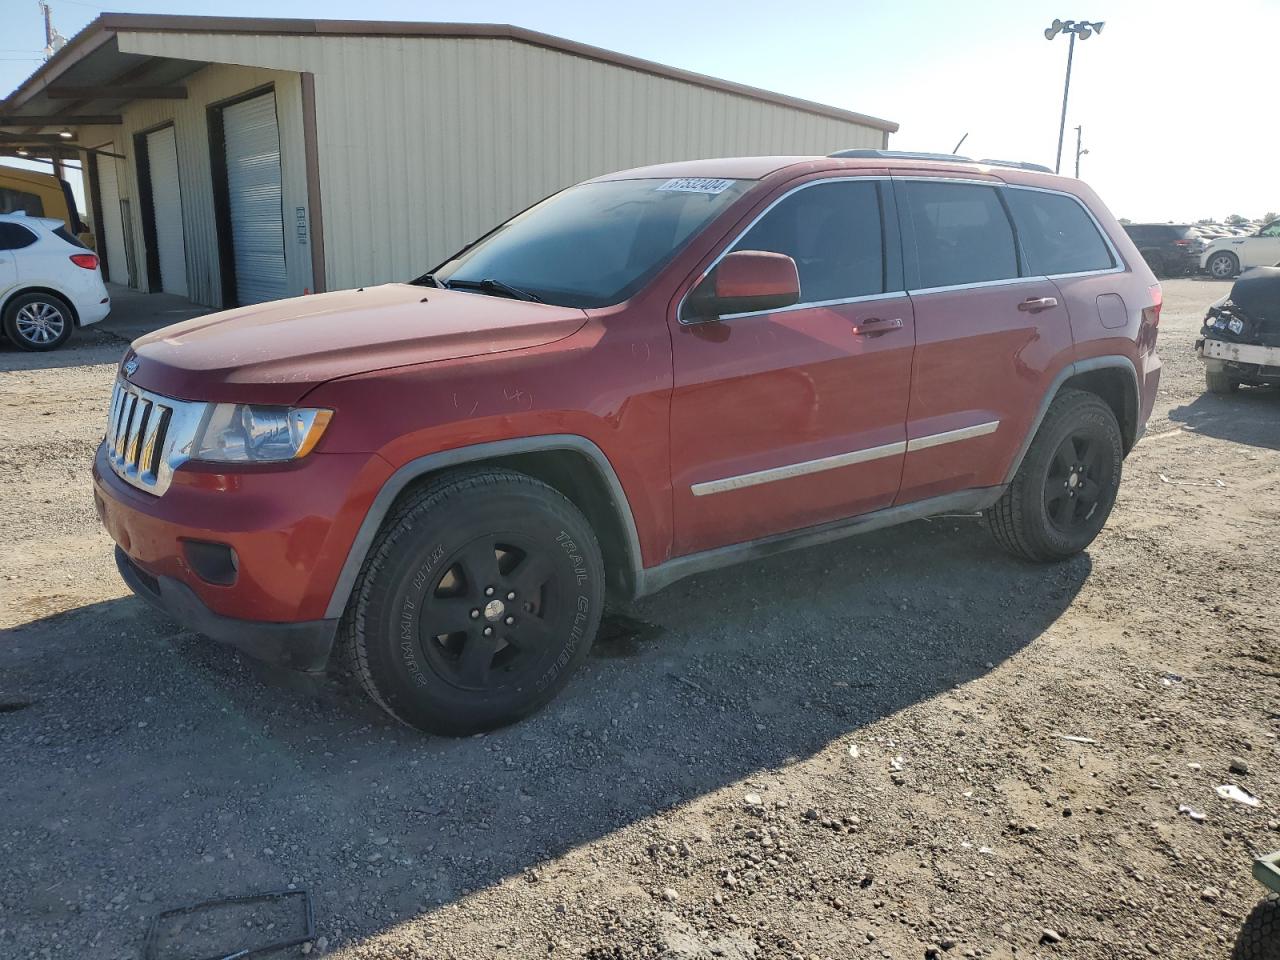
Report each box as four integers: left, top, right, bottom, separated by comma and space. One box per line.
483, 626, 493, 637
484, 586, 495, 597
506, 591, 516, 601
470, 609, 480, 619
505, 616, 515, 625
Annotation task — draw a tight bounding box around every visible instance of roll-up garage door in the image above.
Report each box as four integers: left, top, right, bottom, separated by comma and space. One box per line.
145, 126, 188, 297
223, 92, 287, 305
95, 151, 128, 286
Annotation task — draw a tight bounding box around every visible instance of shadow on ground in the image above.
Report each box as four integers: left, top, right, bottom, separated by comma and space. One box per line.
0, 517, 1090, 955
1169, 386, 1280, 451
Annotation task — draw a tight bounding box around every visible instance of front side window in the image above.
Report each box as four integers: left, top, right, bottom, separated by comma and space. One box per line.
0, 222, 37, 251
1261, 222, 1280, 238
730, 180, 886, 303
0, 188, 44, 218
1005, 188, 1114, 276
904, 181, 1019, 289
433, 178, 752, 308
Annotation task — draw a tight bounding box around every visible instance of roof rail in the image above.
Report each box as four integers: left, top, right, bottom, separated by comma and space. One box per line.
977, 158, 1054, 173
828, 148, 1056, 174
828, 149, 971, 162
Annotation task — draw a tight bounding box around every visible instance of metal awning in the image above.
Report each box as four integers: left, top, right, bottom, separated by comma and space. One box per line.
0, 27, 208, 162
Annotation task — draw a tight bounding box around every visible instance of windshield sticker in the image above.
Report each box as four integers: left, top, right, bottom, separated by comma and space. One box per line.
657, 177, 735, 195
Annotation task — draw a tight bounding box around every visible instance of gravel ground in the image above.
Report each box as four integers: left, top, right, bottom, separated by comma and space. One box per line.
2, 278, 1278, 960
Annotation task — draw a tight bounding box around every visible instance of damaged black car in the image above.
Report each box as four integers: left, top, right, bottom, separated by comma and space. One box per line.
1197, 266, 1280, 394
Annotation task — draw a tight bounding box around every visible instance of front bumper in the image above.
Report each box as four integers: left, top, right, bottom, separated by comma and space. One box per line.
93, 440, 394, 669
115, 546, 337, 671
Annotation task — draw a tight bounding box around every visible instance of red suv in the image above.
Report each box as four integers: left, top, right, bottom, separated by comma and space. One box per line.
93, 151, 1161, 734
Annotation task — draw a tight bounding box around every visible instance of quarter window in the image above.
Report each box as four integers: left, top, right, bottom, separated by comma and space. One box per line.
904, 181, 1019, 288
0, 222, 37, 250
0, 188, 44, 217
1005, 188, 1114, 276
732, 180, 886, 302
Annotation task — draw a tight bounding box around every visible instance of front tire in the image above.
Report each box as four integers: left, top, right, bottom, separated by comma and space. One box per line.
339, 468, 604, 735
1233, 895, 1280, 960
1208, 251, 1240, 280
3, 291, 73, 351
985, 389, 1123, 562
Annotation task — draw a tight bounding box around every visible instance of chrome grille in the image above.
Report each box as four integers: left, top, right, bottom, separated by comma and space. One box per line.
104, 379, 205, 496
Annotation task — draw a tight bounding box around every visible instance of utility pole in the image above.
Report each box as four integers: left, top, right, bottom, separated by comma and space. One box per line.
1044, 20, 1104, 174
1074, 125, 1086, 178
40, 1, 53, 57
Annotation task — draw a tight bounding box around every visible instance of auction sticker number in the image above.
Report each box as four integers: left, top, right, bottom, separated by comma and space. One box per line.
657, 177, 735, 194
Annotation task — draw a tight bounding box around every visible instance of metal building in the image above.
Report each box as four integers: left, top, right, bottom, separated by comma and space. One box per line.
1, 15, 897, 309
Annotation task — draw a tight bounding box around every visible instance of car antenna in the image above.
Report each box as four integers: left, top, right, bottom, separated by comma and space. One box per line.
952, 132, 969, 154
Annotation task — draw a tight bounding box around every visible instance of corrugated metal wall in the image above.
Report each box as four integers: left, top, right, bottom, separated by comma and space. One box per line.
78, 63, 311, 307
115, 30, 889, 296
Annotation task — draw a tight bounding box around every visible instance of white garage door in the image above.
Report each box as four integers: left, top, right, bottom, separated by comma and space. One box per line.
145, 126, 187, 297
95, 151, 128, 286
223, 92, 287, 304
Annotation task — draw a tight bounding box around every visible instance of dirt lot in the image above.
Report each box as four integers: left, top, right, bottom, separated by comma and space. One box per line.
2, 278, 1278, 960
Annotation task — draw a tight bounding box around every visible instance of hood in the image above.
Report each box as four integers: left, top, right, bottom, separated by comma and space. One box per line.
124, 284, 589, 404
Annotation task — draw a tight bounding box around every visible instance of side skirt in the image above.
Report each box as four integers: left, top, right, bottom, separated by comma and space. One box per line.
634, 485, 1006, 598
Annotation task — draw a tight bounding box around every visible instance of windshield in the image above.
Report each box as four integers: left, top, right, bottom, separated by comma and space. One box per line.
432, 177, 752, 308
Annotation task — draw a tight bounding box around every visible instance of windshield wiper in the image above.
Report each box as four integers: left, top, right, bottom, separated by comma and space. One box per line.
409, 273, 448, 289
445, 278, 542, 302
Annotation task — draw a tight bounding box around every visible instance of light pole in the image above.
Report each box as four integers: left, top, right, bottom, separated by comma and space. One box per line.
1074, 125, 1089, 178
1044, 19, 1104, 175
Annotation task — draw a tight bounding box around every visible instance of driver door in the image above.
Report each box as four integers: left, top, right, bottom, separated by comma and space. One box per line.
667, 176, 915, 556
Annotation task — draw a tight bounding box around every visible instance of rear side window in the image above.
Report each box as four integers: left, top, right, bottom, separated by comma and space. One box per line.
733, 180, 886, 302
0, 222, 37, 250
53, 225, 87, 249
0, 188, 44, 217
903, 181, 1018, 289
1006, 188, 1114, 276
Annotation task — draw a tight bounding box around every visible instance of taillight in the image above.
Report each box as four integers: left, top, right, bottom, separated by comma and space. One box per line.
1139, 283, 1162, 353
70, 253, 99, 270
1173, 239, 1191, 246
1148, 282, 1163, 324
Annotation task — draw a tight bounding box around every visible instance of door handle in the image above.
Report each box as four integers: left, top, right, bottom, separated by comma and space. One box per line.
852, 317, 904, 336
1017, 296, 1059, 313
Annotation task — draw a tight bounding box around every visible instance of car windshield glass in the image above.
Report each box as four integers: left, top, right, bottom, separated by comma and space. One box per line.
432, 178, 751, 308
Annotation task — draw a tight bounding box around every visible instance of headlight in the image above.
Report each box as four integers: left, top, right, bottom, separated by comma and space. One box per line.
193, 404, 333, 462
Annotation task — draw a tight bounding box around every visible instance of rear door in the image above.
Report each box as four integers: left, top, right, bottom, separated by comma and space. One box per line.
0, 222, 30, 297
895, 176, 1074, 503
668, 175, 916, 555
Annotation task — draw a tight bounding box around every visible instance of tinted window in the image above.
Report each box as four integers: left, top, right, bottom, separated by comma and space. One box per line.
1005, 189, 1114, 276
53, 225, 87, 249
731, 180, 886, 302
435, 178, 751, 308
1262, 222, 1280, 238
0, 188, 44, 217
905, 181, 1018, 288
0, 222, 37, 251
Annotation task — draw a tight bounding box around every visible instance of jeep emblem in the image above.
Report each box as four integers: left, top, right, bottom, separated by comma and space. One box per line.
123, 358, 139, 377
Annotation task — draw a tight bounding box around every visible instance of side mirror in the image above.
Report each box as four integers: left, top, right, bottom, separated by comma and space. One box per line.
683, 250, 800, 322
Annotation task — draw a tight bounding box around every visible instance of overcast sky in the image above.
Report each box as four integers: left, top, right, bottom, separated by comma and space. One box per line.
3, 0, 1276, 224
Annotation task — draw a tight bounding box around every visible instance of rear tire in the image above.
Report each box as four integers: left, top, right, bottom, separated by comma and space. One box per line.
339, 468, 604, 735
1233, 895, 1280, 960
2, 291, 73, 351
1206, 368, 1241, 394
985, 389, 1123, 562
1208, 251, 1240, 280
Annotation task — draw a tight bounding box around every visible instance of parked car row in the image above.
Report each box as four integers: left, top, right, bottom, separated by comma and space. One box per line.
1124, 220, 1280, 279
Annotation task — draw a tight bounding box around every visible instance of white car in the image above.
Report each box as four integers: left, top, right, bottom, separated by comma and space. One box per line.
0, 213, 110, 351
1202, 220, 1280, 280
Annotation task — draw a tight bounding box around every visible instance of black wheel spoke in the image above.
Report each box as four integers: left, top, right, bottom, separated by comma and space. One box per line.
427, 596, 477, 636
457, 634, 499, 686
509, 553, 553, 598
457, 540, 502, 597
1076, 477, 1102, 504
513, 615, 555, 649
